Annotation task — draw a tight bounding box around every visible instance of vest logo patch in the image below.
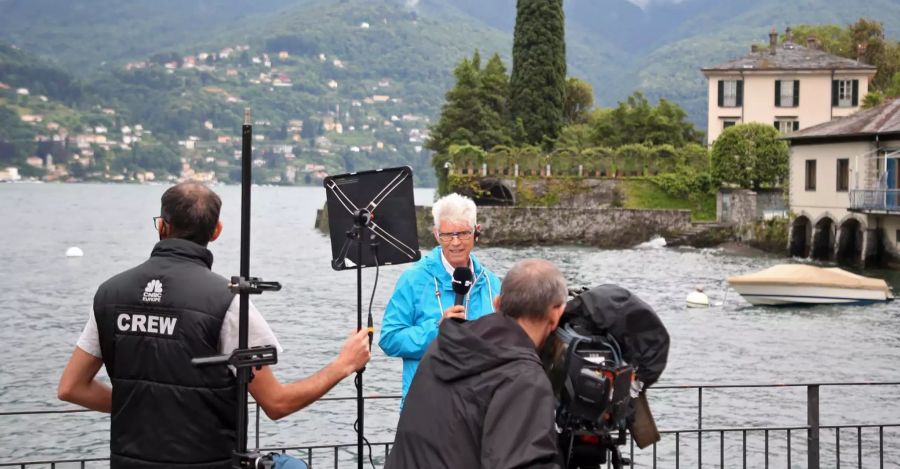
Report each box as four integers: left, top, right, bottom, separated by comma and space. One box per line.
117, 312, 178, 336
142, 279, 163, 303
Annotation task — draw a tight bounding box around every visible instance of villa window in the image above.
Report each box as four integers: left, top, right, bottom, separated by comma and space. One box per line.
836, 158, 849, 192
775, 119, 800, 134
805, 159, 817, 191
776, 80, 799, 107
723, 120, 737, 130
832, 79, 859, 107
718, 79, 743, 107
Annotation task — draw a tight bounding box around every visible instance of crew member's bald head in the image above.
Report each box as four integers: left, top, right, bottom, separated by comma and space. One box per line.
498, 259, 568, 321
160, 181, 222, 246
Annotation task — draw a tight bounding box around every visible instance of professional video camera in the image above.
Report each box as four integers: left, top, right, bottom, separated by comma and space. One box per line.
542, 285, 670, 469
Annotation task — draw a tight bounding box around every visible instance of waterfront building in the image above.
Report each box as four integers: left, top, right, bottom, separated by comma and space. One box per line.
702, 28, 876, 144
785, 98, 900, 266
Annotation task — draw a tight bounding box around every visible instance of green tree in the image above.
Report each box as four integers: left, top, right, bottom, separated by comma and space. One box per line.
478, 53, 514, 149
792, 19, 900, 92
711, 123, 789, 190
885, 72, 900, 97
863, 90, 885, 108
428, 51, 513, 155
510, 0, 566, 145
590, 92, 701, 148
429, 52, 515, 191
563, 77, 594, 125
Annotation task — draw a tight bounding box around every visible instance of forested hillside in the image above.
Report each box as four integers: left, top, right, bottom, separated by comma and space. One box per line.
2, 0, 899, 184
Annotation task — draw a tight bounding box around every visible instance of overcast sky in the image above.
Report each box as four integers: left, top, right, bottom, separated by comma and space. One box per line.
628, 0, 686, 9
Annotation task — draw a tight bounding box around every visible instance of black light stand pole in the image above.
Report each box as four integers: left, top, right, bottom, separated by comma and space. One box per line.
236, 107, 253, 457
191, 108, 279, 469
356, 219, 364, 469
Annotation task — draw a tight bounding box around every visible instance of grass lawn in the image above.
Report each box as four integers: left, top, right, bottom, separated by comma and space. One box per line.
620, 179, 716, 222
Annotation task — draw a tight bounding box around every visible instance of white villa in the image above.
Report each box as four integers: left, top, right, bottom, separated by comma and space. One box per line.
785, 99, 900, 266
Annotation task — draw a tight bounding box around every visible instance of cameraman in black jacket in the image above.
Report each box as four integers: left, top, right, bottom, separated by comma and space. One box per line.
385, 259, 567, 469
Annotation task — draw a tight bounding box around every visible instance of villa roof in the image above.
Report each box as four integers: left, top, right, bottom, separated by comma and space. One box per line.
785, 99, 900, 143
702, 43, 877, 73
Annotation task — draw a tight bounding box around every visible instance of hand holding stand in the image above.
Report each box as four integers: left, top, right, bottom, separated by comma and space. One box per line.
192, 109, 281, 469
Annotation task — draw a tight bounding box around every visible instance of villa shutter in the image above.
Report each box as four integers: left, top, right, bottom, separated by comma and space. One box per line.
775, 80, 781, 106
793, 121, 800, 132
832, 80, 839, 106
793, 80, 800, 106
736, 80, 744, 106
852, 80, 859, 106
717, 80, 724, 107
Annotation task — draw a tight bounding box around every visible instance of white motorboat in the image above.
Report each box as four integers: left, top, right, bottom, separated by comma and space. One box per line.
727, 264, 894, 306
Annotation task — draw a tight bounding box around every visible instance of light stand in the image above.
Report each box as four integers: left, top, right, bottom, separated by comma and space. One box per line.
192, 108, 281, 469
324, 167, 420, 468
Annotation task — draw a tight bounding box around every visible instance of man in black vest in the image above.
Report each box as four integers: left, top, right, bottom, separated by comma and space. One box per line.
58, 181, 370, 469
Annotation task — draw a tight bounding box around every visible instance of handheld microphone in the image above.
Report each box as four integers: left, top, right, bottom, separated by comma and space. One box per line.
452, 266, 474, 307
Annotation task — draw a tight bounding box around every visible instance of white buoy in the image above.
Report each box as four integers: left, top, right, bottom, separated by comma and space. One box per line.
686, 288, 709, 308
66, 246, 84, 258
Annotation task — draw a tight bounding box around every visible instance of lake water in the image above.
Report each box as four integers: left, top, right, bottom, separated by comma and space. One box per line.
1, 183, 899, 468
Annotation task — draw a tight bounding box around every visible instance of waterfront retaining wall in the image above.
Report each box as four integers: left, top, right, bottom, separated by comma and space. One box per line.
316, 205, 692, 249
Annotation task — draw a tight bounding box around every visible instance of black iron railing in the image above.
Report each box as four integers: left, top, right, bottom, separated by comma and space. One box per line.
2, 382, 898, 468
849, 189, 900, 212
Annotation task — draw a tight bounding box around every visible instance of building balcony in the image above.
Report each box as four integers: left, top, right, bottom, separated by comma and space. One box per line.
848, 189, 900, 214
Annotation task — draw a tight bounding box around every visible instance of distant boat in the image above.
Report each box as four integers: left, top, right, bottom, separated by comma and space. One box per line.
727, 264, 894, 306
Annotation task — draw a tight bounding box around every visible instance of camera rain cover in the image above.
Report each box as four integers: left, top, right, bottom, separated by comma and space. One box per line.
562, 285, 669, 387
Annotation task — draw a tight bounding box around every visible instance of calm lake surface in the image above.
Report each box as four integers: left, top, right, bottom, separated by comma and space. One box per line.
1, 183, 899, 467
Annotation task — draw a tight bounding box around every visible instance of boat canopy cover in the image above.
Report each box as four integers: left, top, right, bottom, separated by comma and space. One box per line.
727, 264, 891, 293
563, 285, 669, 387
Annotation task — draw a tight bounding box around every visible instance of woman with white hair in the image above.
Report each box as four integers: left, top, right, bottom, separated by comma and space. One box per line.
379, 193, 501, 404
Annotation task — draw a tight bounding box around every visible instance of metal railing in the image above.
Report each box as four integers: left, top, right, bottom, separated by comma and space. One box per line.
849, 189, 900, 212
2, 382, 898, 468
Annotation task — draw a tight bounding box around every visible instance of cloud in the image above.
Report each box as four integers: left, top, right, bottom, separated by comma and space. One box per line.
405, 0, 419, 7
627, 0, 686, 9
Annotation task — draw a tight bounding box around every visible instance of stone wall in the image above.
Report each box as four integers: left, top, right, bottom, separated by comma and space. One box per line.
318, 205, 693, 249
717, 188, 787, 225
717, 189, 757, 225
476, 207, 692, 247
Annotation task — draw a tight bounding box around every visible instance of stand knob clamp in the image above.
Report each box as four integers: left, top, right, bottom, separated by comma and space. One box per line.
229, 276, 282, 295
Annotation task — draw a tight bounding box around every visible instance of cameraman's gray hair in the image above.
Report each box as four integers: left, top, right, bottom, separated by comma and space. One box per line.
499, 259, 568, 321
432, 193, 476, 229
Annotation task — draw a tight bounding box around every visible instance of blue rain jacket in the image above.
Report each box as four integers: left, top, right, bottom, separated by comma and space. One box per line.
378, 247, 501, 402
271, 453, 309, 469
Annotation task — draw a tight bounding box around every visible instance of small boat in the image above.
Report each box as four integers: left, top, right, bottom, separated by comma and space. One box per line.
727, 264, 894, 306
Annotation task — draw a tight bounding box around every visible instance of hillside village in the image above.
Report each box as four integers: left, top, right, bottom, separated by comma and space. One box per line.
0, 35, 434, 185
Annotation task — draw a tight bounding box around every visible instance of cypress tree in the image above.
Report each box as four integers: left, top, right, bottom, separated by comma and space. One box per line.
510, 0, 567, 146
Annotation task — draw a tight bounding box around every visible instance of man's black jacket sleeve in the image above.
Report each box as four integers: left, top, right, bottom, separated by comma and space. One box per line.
480, 370, 563, 469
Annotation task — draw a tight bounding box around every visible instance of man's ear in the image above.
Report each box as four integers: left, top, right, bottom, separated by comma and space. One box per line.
474, 223, 482, 241
210, 221, 223, 242
433, 227, 440, 243
158, 219, 169, 239
493, 295, 501, 312
549, 303, 565, 330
